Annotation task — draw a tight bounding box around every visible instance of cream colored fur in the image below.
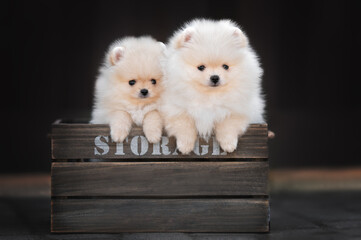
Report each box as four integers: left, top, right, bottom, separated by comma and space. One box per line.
160, 19, 265, 154
91, 36, 165, 143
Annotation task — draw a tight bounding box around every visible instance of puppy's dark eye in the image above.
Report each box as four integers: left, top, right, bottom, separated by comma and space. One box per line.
197, 65, 205, 71
222, 64, 229, 70
151, 79, 156, 85
129, 80, 136, 86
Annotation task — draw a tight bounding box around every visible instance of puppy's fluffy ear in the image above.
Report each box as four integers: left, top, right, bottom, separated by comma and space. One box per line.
109, 46, 125, 65
175, 27, 195, 48
232, 27, 248, 48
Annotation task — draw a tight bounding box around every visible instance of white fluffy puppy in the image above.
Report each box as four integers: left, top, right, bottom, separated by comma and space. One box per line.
91, 36, 165, 143
160, 19, 264, 154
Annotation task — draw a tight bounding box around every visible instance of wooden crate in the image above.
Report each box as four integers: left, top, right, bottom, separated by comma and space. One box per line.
51, 119, 270, 233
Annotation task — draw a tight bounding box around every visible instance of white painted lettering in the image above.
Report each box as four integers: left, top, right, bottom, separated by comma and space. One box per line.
130, 136, 149, 155
94, 135, 109, 155
161, 136, 171, 155
212, 137, 227, 156
114, 137, 128, 155
193, 137, 210, 155
152, 142, 161, 155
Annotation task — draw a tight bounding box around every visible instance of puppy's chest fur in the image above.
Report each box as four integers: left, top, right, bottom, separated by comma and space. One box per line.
188, 103, 230, 138
127, 103, 157, 126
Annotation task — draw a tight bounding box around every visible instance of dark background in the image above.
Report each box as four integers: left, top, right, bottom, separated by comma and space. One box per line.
2, 0, 359, 173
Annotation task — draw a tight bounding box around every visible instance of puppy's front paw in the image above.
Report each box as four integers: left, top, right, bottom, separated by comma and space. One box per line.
110, 124, 130, 142
177, 138, 196, 154
218, 136, 238, 153
143, 110, 163, 143
143, 125, 162, 143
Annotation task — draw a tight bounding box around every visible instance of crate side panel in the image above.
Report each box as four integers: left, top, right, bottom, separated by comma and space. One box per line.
51, 124, 268, 159
51, 123, 267, 137
51, 198, 269, 233
51, 161, 269, 196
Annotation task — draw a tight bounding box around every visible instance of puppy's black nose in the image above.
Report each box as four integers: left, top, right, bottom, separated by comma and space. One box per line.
140, 89, 148, 96
210, 75, 220, 84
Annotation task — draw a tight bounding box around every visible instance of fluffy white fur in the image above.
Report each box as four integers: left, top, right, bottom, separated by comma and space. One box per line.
160, 19, 264, 154
91, 36, 165, 143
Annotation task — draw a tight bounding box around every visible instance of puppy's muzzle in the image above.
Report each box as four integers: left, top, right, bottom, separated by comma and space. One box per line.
139, 88, 149, 98
210, 75, 220, 87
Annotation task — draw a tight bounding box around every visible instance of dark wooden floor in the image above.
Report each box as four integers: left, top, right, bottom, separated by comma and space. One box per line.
1, 173, 361, 239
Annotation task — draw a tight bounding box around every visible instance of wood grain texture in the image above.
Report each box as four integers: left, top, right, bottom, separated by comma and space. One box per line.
50, 120, 270, 233
51, 161, 269, 197
51, 198, 269, 233
51, 122, 268, 159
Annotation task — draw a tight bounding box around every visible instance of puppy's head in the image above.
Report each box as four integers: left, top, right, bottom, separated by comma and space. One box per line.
107, 37, 165, 105
171, 19, 250, 92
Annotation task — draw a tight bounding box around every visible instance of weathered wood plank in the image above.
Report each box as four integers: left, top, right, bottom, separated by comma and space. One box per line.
51, 122, 267, 137
51, 123, 268, 159
51, 198, 269, 233
51, 161, 269, 197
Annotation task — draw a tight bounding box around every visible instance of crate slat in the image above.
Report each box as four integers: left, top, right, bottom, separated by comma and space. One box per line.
51, 123, 267, 137
51, 123, 268, 159
51, 198, 269, 233
51, 161, 269, 197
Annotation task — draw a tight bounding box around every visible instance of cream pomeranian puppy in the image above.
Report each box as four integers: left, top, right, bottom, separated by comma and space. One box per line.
160, 19, 264, 154
91, 36, 165, 143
